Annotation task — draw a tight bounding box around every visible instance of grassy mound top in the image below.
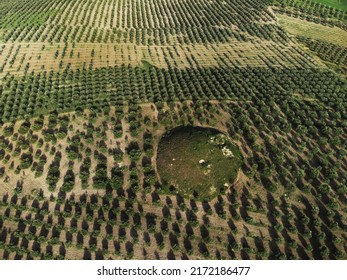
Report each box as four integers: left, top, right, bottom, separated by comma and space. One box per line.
157, 126, 242, 201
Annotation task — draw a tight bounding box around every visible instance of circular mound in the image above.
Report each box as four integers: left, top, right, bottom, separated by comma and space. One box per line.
157, 126, 242, 200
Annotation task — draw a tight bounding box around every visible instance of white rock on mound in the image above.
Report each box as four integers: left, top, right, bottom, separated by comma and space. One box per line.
222, 146, 234, 158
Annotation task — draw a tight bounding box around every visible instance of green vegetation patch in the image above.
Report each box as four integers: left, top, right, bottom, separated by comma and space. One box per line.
141, 60, 153, 71
273, 0, 347, 11
157, 126, 242, 201
310, 0, 347, 11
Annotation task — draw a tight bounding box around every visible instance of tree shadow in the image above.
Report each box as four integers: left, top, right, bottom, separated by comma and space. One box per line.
167, 249, 176, 260
83, 248, 92, 260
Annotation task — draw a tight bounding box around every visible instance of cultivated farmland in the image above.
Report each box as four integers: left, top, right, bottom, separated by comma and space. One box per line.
0, 0, 346, 260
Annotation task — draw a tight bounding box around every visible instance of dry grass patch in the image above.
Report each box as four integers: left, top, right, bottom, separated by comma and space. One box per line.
277, 14, 347, 47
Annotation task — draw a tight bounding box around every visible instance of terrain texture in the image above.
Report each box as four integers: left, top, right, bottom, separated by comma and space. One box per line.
0, 0, 346, 260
